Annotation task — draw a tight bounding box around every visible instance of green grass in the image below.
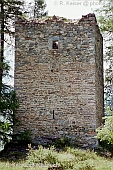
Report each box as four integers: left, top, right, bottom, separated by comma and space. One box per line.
0, 146, 113, 170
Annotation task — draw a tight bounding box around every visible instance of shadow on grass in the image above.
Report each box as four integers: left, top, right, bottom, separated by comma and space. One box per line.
0, 140, 29, 162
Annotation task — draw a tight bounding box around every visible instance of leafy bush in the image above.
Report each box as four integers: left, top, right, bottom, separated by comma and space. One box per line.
99, 140, 113, 155
73, 161, 96, 170
0, 88, 19, 144
27, 146, 75, 169
26, 146, 98, 169
54, 135, 71, 148
97, 116, 113, 144
66, 147, 97, 162
1, 146, 113, 170
27, 146, 58, 165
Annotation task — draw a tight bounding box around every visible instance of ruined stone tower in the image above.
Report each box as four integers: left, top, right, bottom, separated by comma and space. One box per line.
14, 13, 104, 146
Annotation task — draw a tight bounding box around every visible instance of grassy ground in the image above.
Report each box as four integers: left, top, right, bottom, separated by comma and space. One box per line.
0, 146, 113, 170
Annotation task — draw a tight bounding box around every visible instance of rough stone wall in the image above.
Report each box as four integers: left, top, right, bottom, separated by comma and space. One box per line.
14, 13, 104, 146
95, 31, 104, 127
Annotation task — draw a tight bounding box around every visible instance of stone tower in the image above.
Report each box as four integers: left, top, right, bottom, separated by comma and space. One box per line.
14, 13, 104, 147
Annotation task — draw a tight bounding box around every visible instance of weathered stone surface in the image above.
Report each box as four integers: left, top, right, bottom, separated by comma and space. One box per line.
14, 14, 104, 147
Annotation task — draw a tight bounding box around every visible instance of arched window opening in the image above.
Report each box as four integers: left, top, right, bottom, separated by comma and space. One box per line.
52, 41, 58, 49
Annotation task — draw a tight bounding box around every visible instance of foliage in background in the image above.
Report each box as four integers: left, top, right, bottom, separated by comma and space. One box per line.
23, 0, 47, 19
96, 0, 113, 104
0, 0, 48, 146
25, 146, 113, 170
95, 0, 113, 145
0, 0, 23, 145
34, 0, 47, 18
97, 116, 113, 144
97, 0, 113, 67
54, 135, 71, 148
0, 85, 19, 144
13, 130, 32, 144
27, 146, 97, 169
1, 145, 113, 169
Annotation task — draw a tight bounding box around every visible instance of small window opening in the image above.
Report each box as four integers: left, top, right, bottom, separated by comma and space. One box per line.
53, 110, 55, 119
52, 41, 58, 49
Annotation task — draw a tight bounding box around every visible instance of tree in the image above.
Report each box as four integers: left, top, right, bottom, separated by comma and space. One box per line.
98, 1, 113, 79
0, 0, 23, 83
34, 0, 47, 18
96, 0, 113, 144
0, 0, 23, 145
97, 116, 113, 144
96, 0, 113, 113
22, 0, 47, 19
0, 87, 19, 144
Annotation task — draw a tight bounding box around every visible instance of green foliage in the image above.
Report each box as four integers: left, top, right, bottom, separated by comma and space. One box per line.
13, 130, 32, 143
95, 0, 113, 83
34, 0, 47, 18
96, 0, 113, 32
54, 135, 71, 148
95, 1, 113, 142
66, 147, 97, 161
0, 0, 23, 146
27, 146, 57, 165
26, 146, 106, 170
97, 115, 113, 144
0, 61, 10, 77
105, 107, 113, 116
99, 140, 113, 155
0, 86, 19, 143
1, 0, 23, 19
73, 161, 95, 170
0, 0, 24, 38
104, 84, 113, 115
1, 146, 113, 169
0, 85, 19, 112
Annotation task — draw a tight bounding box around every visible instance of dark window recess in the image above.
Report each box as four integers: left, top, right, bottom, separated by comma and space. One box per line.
52, 41, 58, 49
53, 110, 55, 119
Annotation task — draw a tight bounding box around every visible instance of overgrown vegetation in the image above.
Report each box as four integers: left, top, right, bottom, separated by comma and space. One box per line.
0, 146, 113, 170
95, 0, 113, 150
0, 0, 23, 146
34, 0, 47, 18
99, 140, 113, 155
97, 116, 113, 144
0, 88, 19, 143
54, 135, 71, 148
13, 130, 32, 144
0, 0, 47, 149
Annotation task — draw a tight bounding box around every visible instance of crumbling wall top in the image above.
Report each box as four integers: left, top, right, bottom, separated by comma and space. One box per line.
15, 13, 101, 36
15, 13, 97, 25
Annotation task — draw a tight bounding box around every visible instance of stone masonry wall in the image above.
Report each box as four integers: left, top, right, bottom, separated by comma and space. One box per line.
14, 13, 104, 147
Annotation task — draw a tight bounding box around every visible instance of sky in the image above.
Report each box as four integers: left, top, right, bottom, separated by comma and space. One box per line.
4, 0, 105, 86
45, 0, 104, 19
24, 0, 106, 19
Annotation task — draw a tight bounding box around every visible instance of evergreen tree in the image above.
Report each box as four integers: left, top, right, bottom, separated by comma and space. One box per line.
34, 0, 47, 18
96, 0, 113, 113
0, 0, 23, 145
98, 1, 113, 77
96, 0, 113, 144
